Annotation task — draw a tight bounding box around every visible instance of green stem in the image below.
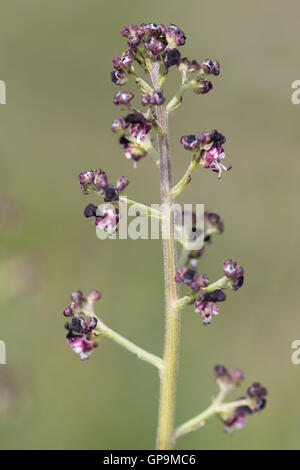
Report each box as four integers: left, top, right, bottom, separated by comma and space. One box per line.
150, 62, 181, 450
96, 319, 163, 370
128, 69, 153, 94
171, 158, 198, 197
175, 276, 228, 310
119, 196, 162, 220
166, 79, 196, 113
173, 389, 250, 443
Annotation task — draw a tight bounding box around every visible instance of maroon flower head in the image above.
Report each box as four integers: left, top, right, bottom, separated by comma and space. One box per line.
180, 134, 200, 151
116, 176, 129, 192
163, 48, 181, 68
194, 78, 213, 94
113, 91, 134, 105
111, 116, 128, 133
223, 259, 244, 291
111, 70, 128, 86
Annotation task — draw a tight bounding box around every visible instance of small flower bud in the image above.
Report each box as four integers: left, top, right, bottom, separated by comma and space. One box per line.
82, 316, 98, 333
166, 25, 186, 48
212, 60, 220, 76
141, 93, 151, 106
204, 211, 224, 236
214, 365, 230, 380
113, 91, 134, 105
197, 132, 212, 144
193, 78, 213, 94
63, 306, 73, 317
70, 300, 82, 312
145, 36, 165, 55
151, 91, 165, 105
223, 260, 244, 290
180, 134, 200, 151
70, 290, 83, 302
223, 259, 237, 278
88, 289, 101, 301
84, 203, 98, 218
247, 382, 268, 399
163, 48, 181, 68
94, 169, 108, 189
104, 184, 119, 202
111, 116, 128, 132
70, 317, 83, 333
111, 70, 128, 86
78, 170, 95, 185
201, 59, 215, 74
116, 176, 129, 192
230, 368, 245, 385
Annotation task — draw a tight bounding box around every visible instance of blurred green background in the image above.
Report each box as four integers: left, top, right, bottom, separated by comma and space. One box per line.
0, 0, 299, 450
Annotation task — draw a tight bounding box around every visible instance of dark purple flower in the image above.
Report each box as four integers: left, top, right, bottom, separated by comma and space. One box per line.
94, 169, 108, 189
201, 59, 220, 76
180, 134, 200, 151
111, 70, 128, 86
70, 290, 83, 302
247, 382, 268, 399
145, 36, 165, 55
111, 116, 128, 132
223, 259, 244, 291
163, 48, 181, 68
194, 78, 213, 94
84, 203, 98, 218
67, 335, 95, 361
113, 91, 134, 105
103, 184, 119, 202
223, 406, 252, 434
116, 176, 129, 192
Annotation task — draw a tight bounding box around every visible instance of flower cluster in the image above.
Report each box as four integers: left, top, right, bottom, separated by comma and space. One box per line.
175, 257, 244, 325
63, 290, 101, 360
180, 130, 232, 178
78, 168, 129, 199
117, 23, 186, 72
78, 169, 128, 234
223, 259, 244, 291
112, 113, 152, 164
111, 23, 221, 165
214, 365, 268, 434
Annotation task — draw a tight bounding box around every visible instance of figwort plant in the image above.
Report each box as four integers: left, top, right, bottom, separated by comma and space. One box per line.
62, 22, 267, 449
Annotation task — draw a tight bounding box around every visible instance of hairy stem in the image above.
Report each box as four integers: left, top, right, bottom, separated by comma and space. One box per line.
150, 63, 180, 450
119, 196, 162, 220
96, 319, 163, 370
171, 158, 198, 197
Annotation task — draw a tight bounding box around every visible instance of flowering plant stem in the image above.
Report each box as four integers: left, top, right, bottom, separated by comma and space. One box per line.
96, 318, 163, 370
171, 157, 198, 197
149, 63, 180, 450
119, 196, 162, 220
173, 387, 251, 443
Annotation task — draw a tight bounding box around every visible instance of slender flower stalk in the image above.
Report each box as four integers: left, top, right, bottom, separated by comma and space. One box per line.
171, 157, 199, 197
149, 62, 181, 450
96, 318, 163, 370
119, 196, 162, 220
